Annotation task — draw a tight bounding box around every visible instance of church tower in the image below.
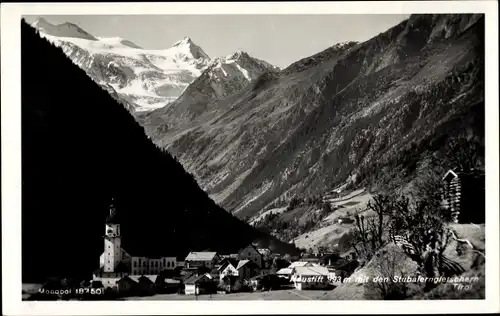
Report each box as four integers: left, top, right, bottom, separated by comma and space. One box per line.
103, 198, 122, 273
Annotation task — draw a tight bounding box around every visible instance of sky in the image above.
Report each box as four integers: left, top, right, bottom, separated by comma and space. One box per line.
23, 14, 410, 68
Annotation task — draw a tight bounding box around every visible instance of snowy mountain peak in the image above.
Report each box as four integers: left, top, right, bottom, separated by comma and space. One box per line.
226, 50, 250, 61
170, 36, 210, 60
30, 19, 279, 112
31, 17, 97, 41
96, 36, 143, 49
31, 21, 212, 111
173, 36, 194, 47
31, 17, 51, 28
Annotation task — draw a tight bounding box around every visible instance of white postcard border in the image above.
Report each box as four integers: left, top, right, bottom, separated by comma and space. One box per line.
1, 1, 498, 315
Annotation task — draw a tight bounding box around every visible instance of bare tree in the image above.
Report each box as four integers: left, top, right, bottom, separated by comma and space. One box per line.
387, 186, 456, 290
364, 246, 410, 300
352, 194, 396, 261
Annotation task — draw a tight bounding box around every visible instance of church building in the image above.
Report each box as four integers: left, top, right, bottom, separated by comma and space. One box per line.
92, 200, 180, 288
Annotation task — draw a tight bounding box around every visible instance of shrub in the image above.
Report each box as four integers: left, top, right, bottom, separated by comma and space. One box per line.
364, 245, 412, 300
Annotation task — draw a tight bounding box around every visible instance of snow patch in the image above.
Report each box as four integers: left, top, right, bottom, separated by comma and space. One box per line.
235, 64, 251, 82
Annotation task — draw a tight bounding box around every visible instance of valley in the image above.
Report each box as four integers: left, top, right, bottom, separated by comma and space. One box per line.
23, 13, 487, 300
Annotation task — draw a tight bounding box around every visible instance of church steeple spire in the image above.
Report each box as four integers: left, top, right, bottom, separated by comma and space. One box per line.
106, 197, 118, 224
103, 197, 122, 273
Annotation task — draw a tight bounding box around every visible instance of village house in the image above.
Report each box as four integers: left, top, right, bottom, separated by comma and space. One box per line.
90, 280, 104, 290
236, 259, 260, 280
442, 169, 485, 223
114, 274, 163, 296
220, 253, 239, 260
184, 273, 216, 295
337, 216, 355, 225
217, 259, 240, 293
162, 278, 181, 294
237, 244, 265, 268
92, 202, 180, 288
184, 251, 222, 270
218, 259, 239, 280
300, 257, 322, 265
277, 261, 320, 281
292, 266, 331, 290
248, 273, 283, 291
208, 266, 221, 280
116, 275, 139, 295
130, 275, 157, 295
218, 258, 260, 281
321, 252, 349, 267
325, 261, 353, 283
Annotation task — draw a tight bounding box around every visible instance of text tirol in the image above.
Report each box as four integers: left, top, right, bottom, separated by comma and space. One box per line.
300, 276, 326, 282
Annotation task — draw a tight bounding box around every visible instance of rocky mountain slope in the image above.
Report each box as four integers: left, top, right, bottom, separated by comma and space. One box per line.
32, 18, 279, 112
144, 14, 485, 221
21, 20, 298, 282
143, 50, 281, 130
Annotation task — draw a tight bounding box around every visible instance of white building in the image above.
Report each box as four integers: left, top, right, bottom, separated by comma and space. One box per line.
219, 259, 239, 281
278, 261, 320, 280
292, 266, 330, 290
93, 201, 180, 288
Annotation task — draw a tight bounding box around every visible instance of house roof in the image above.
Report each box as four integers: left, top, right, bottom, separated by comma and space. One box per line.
182, 273, 196, 282
293, 266, 330, 276
249, 275, 266, 281
236, 260, 250, 270
218, 258, 239, 271
220, 254, 239, 260
184, 273, 211, 284
289, 261, 312, 268
443, 169, 485, 182
276, 268, 292, 275
237, 244, 261, 256
185, 252, 218, 261
117, 276, 137, 284
129, 275, 158, 283
327, 257, 350, 269
321, 252, 342, 260
210, 267, 220, 275
249, 273, 272, 281
165, 278, 181, 284
145, 275, 161, 283
443, 169, 459, 182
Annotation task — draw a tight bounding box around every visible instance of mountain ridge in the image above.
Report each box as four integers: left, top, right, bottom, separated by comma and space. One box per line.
143, 14, 485, 221
31, 18, 279, 112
